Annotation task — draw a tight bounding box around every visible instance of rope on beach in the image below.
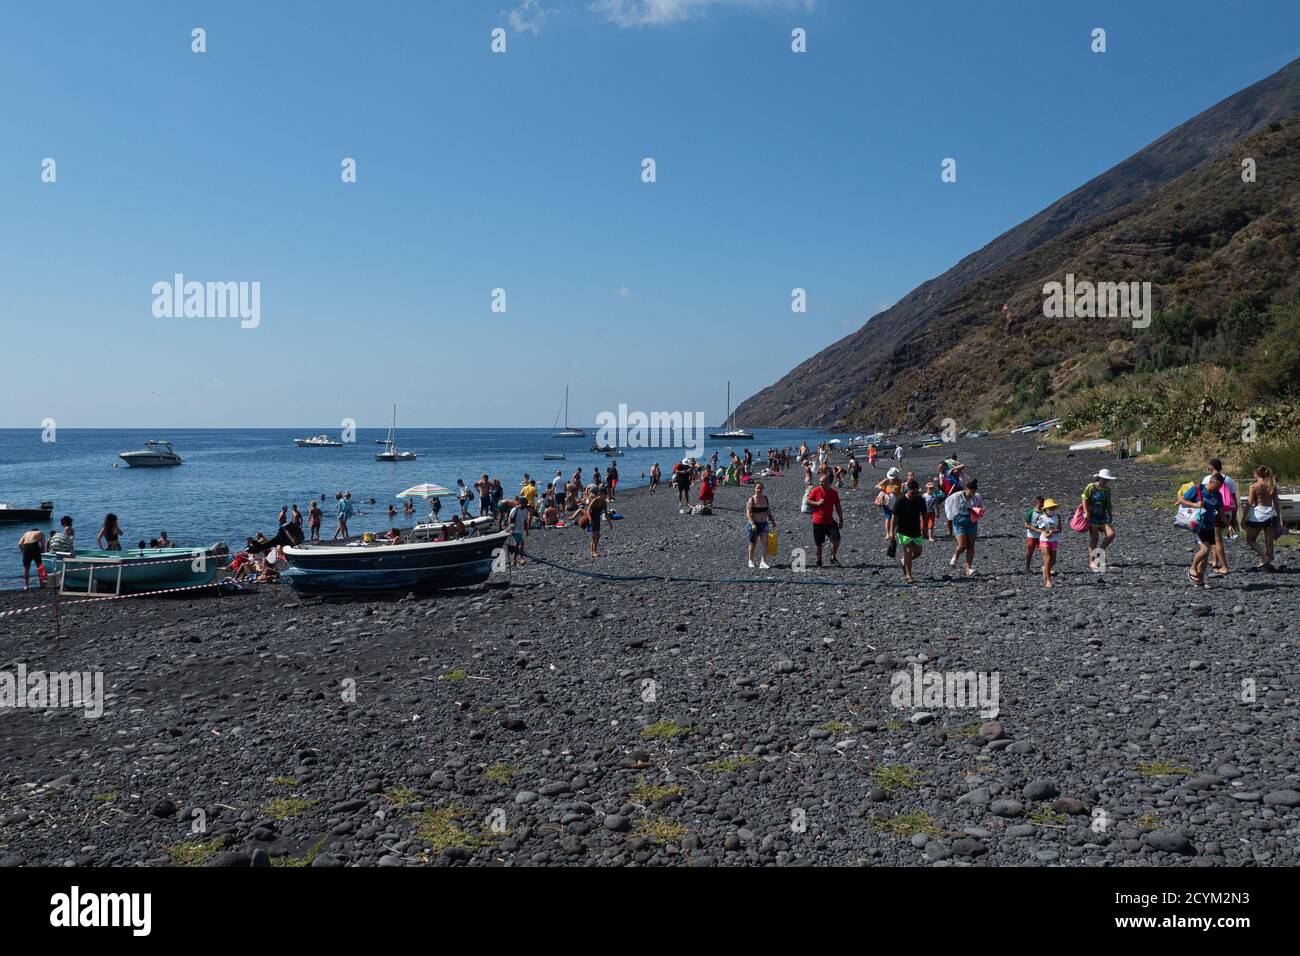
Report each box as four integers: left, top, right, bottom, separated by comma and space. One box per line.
0, 580, 225, 620
520, 552, 951, 589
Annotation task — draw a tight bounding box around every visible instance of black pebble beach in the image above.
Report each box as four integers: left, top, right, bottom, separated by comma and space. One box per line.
1, 435, 1296, 867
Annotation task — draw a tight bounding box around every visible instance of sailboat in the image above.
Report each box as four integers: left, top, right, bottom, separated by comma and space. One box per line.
375, 405, 419, 461
709, 381, 754, 440
551, 386, 586, 438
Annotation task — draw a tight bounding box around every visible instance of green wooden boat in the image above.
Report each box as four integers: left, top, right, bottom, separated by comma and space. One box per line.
43, 547, 223, 594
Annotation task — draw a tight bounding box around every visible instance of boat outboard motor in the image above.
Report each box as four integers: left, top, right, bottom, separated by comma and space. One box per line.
247, 524, 304, 555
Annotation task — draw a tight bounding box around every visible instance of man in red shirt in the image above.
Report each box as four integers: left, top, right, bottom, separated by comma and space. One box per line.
807, 472, 844, 567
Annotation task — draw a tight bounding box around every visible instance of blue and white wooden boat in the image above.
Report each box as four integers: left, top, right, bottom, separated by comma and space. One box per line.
280, 530, 510, 595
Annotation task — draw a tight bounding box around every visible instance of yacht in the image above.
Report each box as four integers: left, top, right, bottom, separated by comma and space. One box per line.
709, 382, 754, 440
118, 440, 183, 467
375, 405, 418, 461
551, 386, 586, 438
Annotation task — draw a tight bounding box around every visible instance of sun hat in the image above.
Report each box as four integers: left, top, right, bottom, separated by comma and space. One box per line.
1043, 498, 1059, 509
887, 467, 900, 479
1095, 469, 1117, 480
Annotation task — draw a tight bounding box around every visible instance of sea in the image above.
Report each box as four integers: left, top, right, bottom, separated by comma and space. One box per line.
0, 427, 829, 588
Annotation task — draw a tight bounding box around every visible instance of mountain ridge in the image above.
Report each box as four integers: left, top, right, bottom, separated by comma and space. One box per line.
736, 56, 1300, 430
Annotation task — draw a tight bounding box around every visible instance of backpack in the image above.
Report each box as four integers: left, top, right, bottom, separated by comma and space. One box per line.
801, 488, 814, 514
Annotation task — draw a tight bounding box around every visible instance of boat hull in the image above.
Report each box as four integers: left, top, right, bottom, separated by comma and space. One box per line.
119, 455, 182, 467
44, 548, 222, 593
0, 505, 53, 524
282, 531, 509, 595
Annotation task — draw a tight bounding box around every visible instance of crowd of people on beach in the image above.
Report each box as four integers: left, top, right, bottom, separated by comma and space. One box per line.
658, 439, 1288, 589
10, 438, 1290, 592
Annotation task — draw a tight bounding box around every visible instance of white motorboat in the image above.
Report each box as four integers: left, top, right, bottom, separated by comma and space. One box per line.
118, 440, 183, 467
294, 434, 343, 447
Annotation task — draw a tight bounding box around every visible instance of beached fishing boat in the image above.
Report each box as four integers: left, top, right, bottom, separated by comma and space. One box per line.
44, 545, 223, 594
410, 516, 498, 538
1069, 438, 1114, 452
0, 500, 54, 524
1280, 493, 1300, 528
119, 440, 183, 467
551, 386, 586, 438
281, 530, 510, 595
709, 381, 754, 440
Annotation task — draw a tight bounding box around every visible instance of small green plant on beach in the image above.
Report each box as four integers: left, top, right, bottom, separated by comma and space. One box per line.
262, 798, 319, 820
1130, 761, 1192, 779
951, 724, 982, 739
92, 790, 120, 802
702, 755, 757, 773
162, 837, 226, 867
413, 805, 502, 852
273, 776, 297, 787
821, 720, 852, 733
383, 787, 419, 807
1028, 806, 1068, 826
634, 816, 688, 844
872, 811, 941, 839
1130, 812, 1165, 831
882, 720, 903, 732
641, 720, 692, 740
871, 765, 926, 793
438, 670, 468, 683
631, 779, 683, 803
484, 762, 521, 784
270, 837, 328, 868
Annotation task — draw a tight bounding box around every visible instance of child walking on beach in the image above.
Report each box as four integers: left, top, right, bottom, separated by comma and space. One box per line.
1036, 499, 1061, 587
923, 481, 937, 541
1024, 496, 1044, 572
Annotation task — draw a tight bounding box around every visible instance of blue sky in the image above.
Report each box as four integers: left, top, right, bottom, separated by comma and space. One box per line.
1, 0, 1297, 428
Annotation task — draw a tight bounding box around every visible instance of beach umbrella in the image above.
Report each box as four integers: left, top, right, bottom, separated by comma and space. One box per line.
396, 483, 455, 499
827, 438, 842, 445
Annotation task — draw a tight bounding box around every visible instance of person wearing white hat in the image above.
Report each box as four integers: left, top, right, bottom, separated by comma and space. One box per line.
874, 467, 903, 542
1080, 469, 1117, 571
672, 458, 692, 513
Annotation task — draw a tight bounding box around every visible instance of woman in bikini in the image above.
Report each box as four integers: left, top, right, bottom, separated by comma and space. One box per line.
97, 513, 123, 551
1243, 465, 1281, 570
746, 481, 773, 569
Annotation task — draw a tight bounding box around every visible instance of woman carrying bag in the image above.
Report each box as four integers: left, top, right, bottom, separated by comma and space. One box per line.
746, 481, 774, 570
